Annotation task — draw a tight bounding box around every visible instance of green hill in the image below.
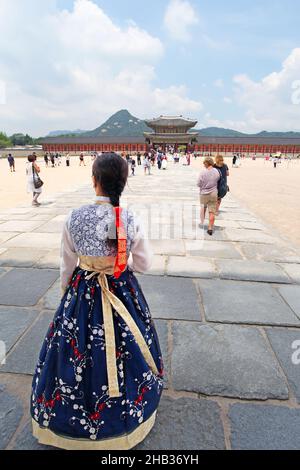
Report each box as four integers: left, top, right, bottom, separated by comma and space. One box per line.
83, 110, 151, 137
194, 127, 246, 137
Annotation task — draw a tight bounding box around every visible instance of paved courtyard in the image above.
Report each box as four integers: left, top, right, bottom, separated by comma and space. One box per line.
1, 163, 300, 450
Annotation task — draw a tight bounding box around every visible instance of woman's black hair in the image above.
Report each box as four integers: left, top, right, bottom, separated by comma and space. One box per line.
92, 153, 128, 248
28, 155, 36, 163
92, 153, 128, 207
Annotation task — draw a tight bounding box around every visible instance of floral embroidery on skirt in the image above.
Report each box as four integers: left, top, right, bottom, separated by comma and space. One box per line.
31, 268, 163, 444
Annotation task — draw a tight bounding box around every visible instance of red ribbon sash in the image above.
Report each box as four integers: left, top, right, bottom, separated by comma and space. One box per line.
114, 207, 127, 279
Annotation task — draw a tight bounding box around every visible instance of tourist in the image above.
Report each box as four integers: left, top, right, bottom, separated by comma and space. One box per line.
137, 152, 142, 166
44, 153, 49, 167
131, 156, 136, 176
157, 152, 162, 170
7, 154, 15, 172
162, 156, 168, 170
273, 156, 281, 168
150, 153, 156, 167
198, 157, 220, 236
30, 152, 163, 450
66, 154, 70, 167
143, 155, 151, 175
232, 154, 237, 167
79, 153, 86, 167
182, 154, 189, 166
214, 155, 230, 215
174, 153, 180, 164
26, 154, 43, 207
50, 154, 55, 168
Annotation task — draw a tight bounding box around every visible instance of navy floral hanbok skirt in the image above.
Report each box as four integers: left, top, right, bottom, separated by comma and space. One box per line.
31, 268, 164, 450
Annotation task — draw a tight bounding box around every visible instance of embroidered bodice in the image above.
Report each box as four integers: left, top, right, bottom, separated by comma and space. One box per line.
60, 201, 152, 291
69, 204, 135, 257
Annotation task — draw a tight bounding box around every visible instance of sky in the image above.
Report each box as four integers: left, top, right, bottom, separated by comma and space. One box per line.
0, 0, 300, 136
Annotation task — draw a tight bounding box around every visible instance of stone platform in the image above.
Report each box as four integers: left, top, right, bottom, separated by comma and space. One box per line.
0, 163, 300, 450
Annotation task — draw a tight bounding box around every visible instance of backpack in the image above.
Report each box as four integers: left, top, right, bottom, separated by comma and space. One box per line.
217, 168, 228, 199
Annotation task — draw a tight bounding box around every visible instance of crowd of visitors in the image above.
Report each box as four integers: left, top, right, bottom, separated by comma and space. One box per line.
27, 150, 232, 227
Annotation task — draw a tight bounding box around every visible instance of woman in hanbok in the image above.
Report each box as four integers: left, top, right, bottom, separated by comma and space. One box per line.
31, 153, 164, 450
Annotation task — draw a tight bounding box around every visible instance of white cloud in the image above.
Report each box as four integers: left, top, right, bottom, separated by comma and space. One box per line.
0, 0, 202, 136
232, 48, 300, 132
214, 79, 224, 88
200, 48, 300, 133
153, 85, 202, 114
51, 0, 163, 62
164, 0, 199, 42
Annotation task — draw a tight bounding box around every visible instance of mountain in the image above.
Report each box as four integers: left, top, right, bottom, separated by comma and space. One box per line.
195, 128, 300, 138
195, 127, 246, 137
255, 130, 300, 138
194, 128, 300, 138
44, 110, 300, 139
47, 129, 86, 137
83, 110, 151, 137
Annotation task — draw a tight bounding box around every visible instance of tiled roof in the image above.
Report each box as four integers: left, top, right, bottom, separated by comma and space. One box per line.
196, 136, 300, 145
41, 136, 146, 144
145, 116, 198, 129
41, 134, 300, 146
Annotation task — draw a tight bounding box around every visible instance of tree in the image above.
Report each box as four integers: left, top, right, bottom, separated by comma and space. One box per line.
0, 132, 11, 149
10, 133, 34, 146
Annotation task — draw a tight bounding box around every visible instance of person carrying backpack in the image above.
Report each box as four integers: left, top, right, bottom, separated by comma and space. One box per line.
198, 157, 220, 236
214, 155, 230, 216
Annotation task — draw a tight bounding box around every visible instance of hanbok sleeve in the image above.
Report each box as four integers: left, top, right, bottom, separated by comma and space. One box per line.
60, 213, 78, 293
128, 218, 152, 273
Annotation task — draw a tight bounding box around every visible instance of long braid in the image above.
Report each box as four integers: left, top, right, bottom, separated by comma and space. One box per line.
92, 153, 128, 247
108, 191, 120, 208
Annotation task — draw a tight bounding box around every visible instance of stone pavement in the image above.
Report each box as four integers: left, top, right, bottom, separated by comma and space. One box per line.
1, 163, 300, 450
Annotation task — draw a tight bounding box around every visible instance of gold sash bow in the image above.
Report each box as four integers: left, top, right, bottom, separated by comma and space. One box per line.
80, 257, 159, 399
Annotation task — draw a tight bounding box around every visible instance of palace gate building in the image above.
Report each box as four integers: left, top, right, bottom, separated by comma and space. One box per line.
41, 116, 300, 156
